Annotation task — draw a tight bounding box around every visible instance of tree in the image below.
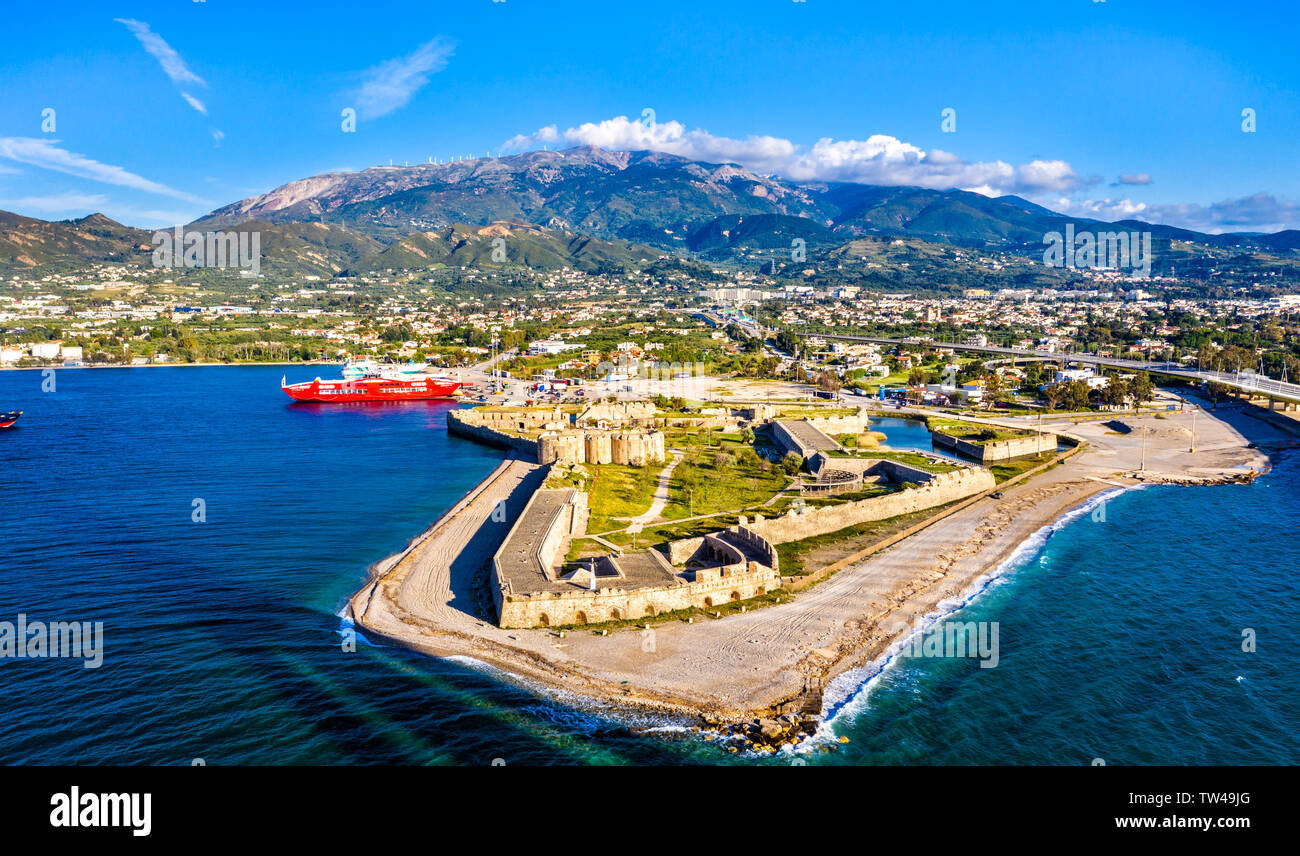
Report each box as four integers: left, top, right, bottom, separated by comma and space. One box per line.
815, 370, 842, 393
907, 367, 931, 386
381, 322, 414, 343
1022, 362, 1045, 388
781, 452, 804, 475
1129, 371, 1155, 404
983, 372, 1006, 406
1206, 381, 1232, 406
1098, 374, 1129, 408
1064, 380, 1093, 411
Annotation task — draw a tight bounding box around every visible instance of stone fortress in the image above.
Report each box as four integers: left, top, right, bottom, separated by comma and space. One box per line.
491, 482, 781, 629
453, 400, 1004, 629
448, 401, 666, 467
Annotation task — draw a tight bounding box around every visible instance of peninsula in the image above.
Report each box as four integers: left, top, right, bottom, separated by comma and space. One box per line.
349, 371, 1287, 750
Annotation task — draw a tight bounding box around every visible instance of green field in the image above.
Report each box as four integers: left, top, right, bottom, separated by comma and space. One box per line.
928, 417, 1035, 444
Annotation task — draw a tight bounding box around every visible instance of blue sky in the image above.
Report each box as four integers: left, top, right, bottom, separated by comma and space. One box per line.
0, 0, 1296, 231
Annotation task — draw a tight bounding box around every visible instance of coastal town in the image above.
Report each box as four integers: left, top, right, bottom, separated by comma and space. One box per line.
4, 257, 1300, 395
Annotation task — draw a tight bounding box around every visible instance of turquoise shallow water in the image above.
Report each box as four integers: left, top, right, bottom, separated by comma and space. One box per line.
1, 366, 1295, 764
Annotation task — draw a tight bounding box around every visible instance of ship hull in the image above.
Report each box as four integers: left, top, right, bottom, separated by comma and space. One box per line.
0, 411, 21, 429
282, 377, 461, 403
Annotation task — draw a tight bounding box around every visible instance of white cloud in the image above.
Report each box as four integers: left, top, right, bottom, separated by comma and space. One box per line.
1047, 196, 1152, 221
1114, 173, 1152, 186
116, 18, 205, 86
0, 137, 203, 203
354, 38, 454, 120
116, 18, 209, 116
1142, 193, 1300, 233
1045, 192, 1300, 233
502, 115, 1081, 196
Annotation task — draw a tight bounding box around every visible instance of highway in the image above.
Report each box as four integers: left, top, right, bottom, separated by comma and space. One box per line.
801, 332, 1300, 405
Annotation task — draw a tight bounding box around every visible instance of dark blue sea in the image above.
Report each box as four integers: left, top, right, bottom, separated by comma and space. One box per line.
1, 367, 1296, 765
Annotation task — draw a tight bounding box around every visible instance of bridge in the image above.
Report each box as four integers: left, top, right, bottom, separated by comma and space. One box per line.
799, 332, 1300, 407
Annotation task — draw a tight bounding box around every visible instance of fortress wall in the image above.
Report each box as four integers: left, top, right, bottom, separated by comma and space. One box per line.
702, 533, 745, 567
770, 420, 815, 459
491, 485, 585, 619
577, 401, 656, 425
451, 409, 664, 467
496, 495, 782, 628
654, 416, 734, 430
728, 526, 781, 575
932, 430, 1057, 463
744, 466, 996, 545
807, 454, 936, 484
498, 561, 780, 628
448, 410, 542, 461
875, 459, 939, 484
584, 432, 612, 464
532, 490, 587, 580
455, 406, 566, 431
543, 429, 664, 467
803, 410, 875, 436
667, 536, 706, 565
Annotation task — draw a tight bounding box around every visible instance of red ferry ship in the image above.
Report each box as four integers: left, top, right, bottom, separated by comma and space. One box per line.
0, 410, 21, 429
281, 375, 462, 403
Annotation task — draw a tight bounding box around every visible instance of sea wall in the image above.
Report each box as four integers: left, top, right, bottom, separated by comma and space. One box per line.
932, 430, 1057, 463
447, 409, 542, 460
456, 406, 567, 432
742, 466, 996, 545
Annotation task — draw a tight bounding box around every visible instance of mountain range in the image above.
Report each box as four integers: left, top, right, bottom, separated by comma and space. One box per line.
3, 146, 1297, 277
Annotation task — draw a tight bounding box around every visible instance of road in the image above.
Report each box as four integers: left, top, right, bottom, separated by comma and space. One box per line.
803, 332, 1300, 404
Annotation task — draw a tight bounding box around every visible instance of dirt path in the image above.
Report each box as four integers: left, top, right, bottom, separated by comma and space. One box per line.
627, 449, 684, 525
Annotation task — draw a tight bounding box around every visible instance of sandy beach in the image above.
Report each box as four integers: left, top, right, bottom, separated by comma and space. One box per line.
349, 396, 1288, 728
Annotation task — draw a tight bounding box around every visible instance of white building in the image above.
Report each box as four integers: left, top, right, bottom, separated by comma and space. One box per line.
1055, 368, 1110, 390
30, 342, 61, 360
528, 339, 581, 356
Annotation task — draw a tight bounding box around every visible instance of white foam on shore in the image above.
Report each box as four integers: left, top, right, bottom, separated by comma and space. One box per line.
797, 484, 1144, 753
335, 612, 382, 648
